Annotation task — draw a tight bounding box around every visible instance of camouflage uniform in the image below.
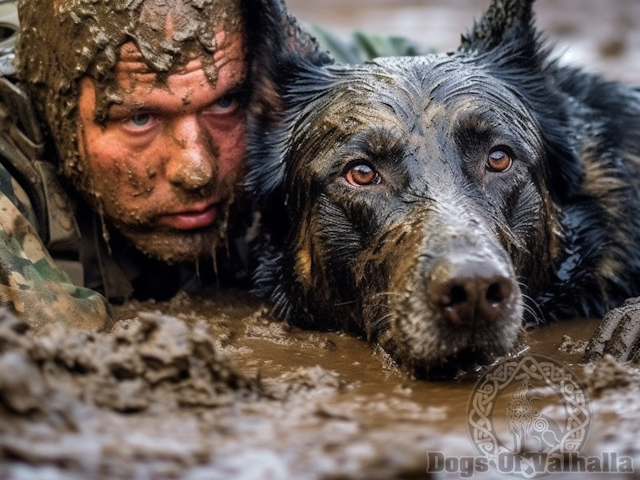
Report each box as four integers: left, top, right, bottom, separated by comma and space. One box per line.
0, 2, 111, 331
0, 1, 428, 331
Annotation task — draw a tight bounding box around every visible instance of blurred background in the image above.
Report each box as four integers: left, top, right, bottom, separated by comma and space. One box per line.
287, 0, 640, 84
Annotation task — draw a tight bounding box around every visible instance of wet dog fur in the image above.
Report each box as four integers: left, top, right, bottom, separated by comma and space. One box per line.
244, 0, 640, 376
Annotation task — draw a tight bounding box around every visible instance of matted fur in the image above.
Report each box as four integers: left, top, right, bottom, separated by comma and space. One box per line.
244, 0, 640, 377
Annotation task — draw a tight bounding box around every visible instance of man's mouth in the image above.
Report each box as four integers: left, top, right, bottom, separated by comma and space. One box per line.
156, 203, 218, 230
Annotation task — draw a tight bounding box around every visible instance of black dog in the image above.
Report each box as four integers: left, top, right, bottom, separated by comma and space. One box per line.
244, 0, 640, 376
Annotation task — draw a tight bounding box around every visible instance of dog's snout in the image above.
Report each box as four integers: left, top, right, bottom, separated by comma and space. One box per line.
427, 258, 514, 327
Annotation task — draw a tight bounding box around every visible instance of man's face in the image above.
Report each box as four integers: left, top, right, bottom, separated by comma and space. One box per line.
77, 33, 247, 263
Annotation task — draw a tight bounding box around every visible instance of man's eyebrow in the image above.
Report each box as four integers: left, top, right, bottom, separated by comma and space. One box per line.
221, 82, 249, 97
201, 82, 250, 109
106, 101, 150, 119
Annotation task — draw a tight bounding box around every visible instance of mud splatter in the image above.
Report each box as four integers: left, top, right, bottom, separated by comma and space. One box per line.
584, 354, 638, 397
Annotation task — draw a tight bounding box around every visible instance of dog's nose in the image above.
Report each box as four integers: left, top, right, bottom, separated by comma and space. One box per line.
427, 259, 514, 326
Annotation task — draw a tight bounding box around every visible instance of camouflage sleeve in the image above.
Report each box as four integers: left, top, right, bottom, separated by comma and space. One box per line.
0, 162, 111, 333
308, 25, 433, 64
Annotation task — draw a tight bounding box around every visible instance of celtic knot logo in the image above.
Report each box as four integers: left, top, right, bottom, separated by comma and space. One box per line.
467, 355, 591, 479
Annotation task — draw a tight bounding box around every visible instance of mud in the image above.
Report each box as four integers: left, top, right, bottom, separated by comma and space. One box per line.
1, 289, 640, 479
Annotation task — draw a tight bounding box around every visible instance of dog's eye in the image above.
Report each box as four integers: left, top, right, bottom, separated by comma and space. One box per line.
345, 163, 381, 186
486, 149, 513, 173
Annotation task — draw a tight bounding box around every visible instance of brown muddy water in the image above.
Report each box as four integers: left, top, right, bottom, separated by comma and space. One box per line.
1, 289, 639, 479
2, 1, 640, 479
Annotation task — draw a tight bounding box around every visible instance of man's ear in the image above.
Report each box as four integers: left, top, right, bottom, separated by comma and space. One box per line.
459, 0, 540, 65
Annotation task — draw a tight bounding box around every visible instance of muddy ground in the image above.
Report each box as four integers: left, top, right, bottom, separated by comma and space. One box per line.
3, 1, 640, 479
2, 291, 640, 479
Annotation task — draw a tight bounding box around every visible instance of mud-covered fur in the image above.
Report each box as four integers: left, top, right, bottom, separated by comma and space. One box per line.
244, 0, 640, 376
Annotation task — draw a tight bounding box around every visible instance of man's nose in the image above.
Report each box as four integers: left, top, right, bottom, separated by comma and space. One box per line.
165, 117, 216, 190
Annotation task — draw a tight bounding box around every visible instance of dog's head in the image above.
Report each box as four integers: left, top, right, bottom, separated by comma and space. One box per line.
245, 0, 582, 377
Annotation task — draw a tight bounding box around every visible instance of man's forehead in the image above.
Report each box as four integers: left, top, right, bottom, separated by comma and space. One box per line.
119, 43, 145, 63
116, 28, 244, 75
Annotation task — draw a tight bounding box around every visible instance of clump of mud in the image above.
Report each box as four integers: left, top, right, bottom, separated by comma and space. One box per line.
0, 306, 263, 478
0, 291, 444, 479
558, 334, 588, 354
583, 354, 640, 397
0, 309, 258, 415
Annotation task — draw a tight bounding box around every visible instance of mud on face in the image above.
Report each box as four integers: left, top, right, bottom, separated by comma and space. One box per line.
15, 0, 244, 221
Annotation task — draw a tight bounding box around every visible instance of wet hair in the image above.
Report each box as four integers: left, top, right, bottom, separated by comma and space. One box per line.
14, 0, 244, 190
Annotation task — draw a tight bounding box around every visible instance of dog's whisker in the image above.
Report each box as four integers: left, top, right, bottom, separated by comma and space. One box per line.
370, 291, 404, 299
521, 295, 544, 326
370, 312, 395, 336
333, 300, 358, 307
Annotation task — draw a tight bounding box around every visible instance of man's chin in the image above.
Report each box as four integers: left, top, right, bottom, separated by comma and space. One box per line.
117, 227, 225, 264
103, 190, 247, 264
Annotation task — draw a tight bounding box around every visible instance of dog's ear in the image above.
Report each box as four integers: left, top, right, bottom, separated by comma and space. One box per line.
243, 0, 330, 211
459, 0, 585, 200
243, 0, 330, 64
242, 1, 334, 310
242, 0, 333, 129
243, 0, 335, 268
459, 0, 541, 66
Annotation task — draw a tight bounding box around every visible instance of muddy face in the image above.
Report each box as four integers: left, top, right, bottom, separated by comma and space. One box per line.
16, 0, 246, 263
76, 36, 247, 263
251, 55, 563, 376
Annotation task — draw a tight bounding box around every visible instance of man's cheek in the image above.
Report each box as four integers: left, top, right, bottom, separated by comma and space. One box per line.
219, 132, 247, 179
109, 161, 160, 200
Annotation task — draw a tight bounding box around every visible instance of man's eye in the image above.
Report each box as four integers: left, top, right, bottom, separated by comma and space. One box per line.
126, 113, 152, 127
216, 95, 235, 109
210, 94, 240, 114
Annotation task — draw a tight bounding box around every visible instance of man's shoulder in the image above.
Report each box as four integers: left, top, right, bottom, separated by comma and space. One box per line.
0, 72, 82, 251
